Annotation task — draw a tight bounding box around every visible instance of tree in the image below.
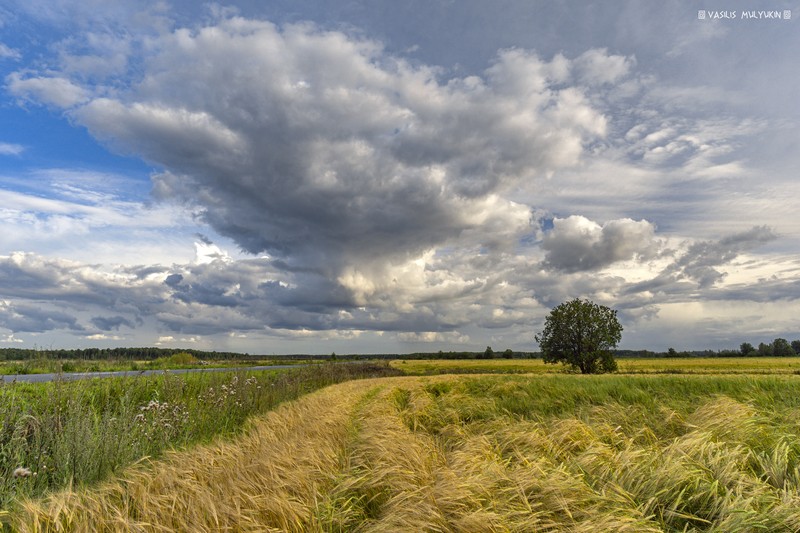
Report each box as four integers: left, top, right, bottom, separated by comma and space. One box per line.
479, 346, 494, 359
535, 298, 622, 374
757, 342, 773, 356
740, 342, 755, 356
502, 348, 514, 359
772, 338, 794, 356
792, 340, 800, 355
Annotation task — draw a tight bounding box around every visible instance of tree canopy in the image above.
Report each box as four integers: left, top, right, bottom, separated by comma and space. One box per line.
535, 298, 622, 374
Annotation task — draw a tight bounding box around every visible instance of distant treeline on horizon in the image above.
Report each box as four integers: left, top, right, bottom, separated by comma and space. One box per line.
1, 341, 800, 361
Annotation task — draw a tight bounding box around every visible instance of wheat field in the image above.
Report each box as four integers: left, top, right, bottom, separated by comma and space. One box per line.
10, 374, 800, 531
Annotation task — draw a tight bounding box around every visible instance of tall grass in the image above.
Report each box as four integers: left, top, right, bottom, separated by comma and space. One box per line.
11, 373, 800, 531
0, 362, 400, 511
391, 356, 800, 376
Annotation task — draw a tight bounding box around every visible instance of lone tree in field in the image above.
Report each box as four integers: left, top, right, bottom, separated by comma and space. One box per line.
535, 298, 622, 374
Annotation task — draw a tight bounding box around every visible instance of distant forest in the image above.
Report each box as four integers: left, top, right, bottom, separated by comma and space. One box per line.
1, 341, 799, 361
0, 347, 256, 361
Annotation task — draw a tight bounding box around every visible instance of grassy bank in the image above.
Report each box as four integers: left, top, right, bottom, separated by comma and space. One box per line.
10, 373, 800, 531
0, 361, 401, 510
0, 354, 319, 376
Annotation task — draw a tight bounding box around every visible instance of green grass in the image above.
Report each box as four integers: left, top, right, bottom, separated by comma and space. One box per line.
0, 362, 401, 510
15, 373, 800, 531
0, 356, 319, 375
386, 374, 800, 531
391, 356, 800, 375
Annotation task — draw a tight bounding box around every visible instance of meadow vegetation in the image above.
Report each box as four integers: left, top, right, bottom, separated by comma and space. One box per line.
9, 372, 800, 531
0, 362, 400, 512
392, 356, 800, 375
0, 353, 315, 376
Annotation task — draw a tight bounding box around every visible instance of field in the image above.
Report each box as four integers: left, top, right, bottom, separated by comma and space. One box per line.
0, 362, 400, 512
393, 356, 800, 375
6, 359, 800, 531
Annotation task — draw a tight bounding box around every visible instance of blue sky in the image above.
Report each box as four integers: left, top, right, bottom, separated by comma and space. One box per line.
0, 1, 799, 354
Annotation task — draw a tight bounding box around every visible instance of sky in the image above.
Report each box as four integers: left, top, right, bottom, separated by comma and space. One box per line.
0, 0, 799, 354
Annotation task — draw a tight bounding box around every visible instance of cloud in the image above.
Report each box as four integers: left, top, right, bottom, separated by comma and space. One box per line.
7, 0, 172, 33
626, 226, 779, 293
194, 239, 231, 265
673, 226, 777, 287
0, 43, 20, 60
6, 73, 90, 108
53, 18, 612, 296
573, 48, 635, 85
541, 215, 660, 272
0, 300, 83, 333
90, 315, 134, 331
0, 142, 24, 155
85, 333, 123, 341
155, 335, 200, 345
1, 333, 24, 343
0, 168, 207, 265
4, 9, 798, 352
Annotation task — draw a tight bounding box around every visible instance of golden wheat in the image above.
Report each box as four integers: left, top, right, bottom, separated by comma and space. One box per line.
11, 374, 800, 532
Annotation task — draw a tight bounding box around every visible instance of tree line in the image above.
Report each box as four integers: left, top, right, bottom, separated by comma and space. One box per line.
0, 347, 253, 361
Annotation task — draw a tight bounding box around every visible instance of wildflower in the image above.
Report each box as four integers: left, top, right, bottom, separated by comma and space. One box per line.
13, 467, 32, 479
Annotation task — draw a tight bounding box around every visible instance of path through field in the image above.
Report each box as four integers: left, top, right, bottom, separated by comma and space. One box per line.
12, 374, 800, 531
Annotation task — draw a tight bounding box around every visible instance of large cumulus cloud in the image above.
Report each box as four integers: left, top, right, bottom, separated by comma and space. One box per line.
14, 17, 612, 293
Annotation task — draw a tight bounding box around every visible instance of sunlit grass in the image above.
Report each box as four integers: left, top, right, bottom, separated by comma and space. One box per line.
392, 356, 800, 375
12, 373, 800, 531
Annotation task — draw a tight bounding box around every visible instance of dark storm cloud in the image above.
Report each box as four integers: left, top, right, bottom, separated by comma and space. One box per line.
90, 315, 134, 331
0, 301, 82, 333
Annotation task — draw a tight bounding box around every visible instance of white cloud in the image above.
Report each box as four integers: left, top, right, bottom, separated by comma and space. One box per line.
573, 48, 635, 85
0, 142, 24, 155
395, 331, 471, 344
542, 215, 660, 272
0, 43, 20, 60
0, 169, 211, 265
6, 73, 90, 108
86, 333, 123, 340
1, 333, 24, 343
